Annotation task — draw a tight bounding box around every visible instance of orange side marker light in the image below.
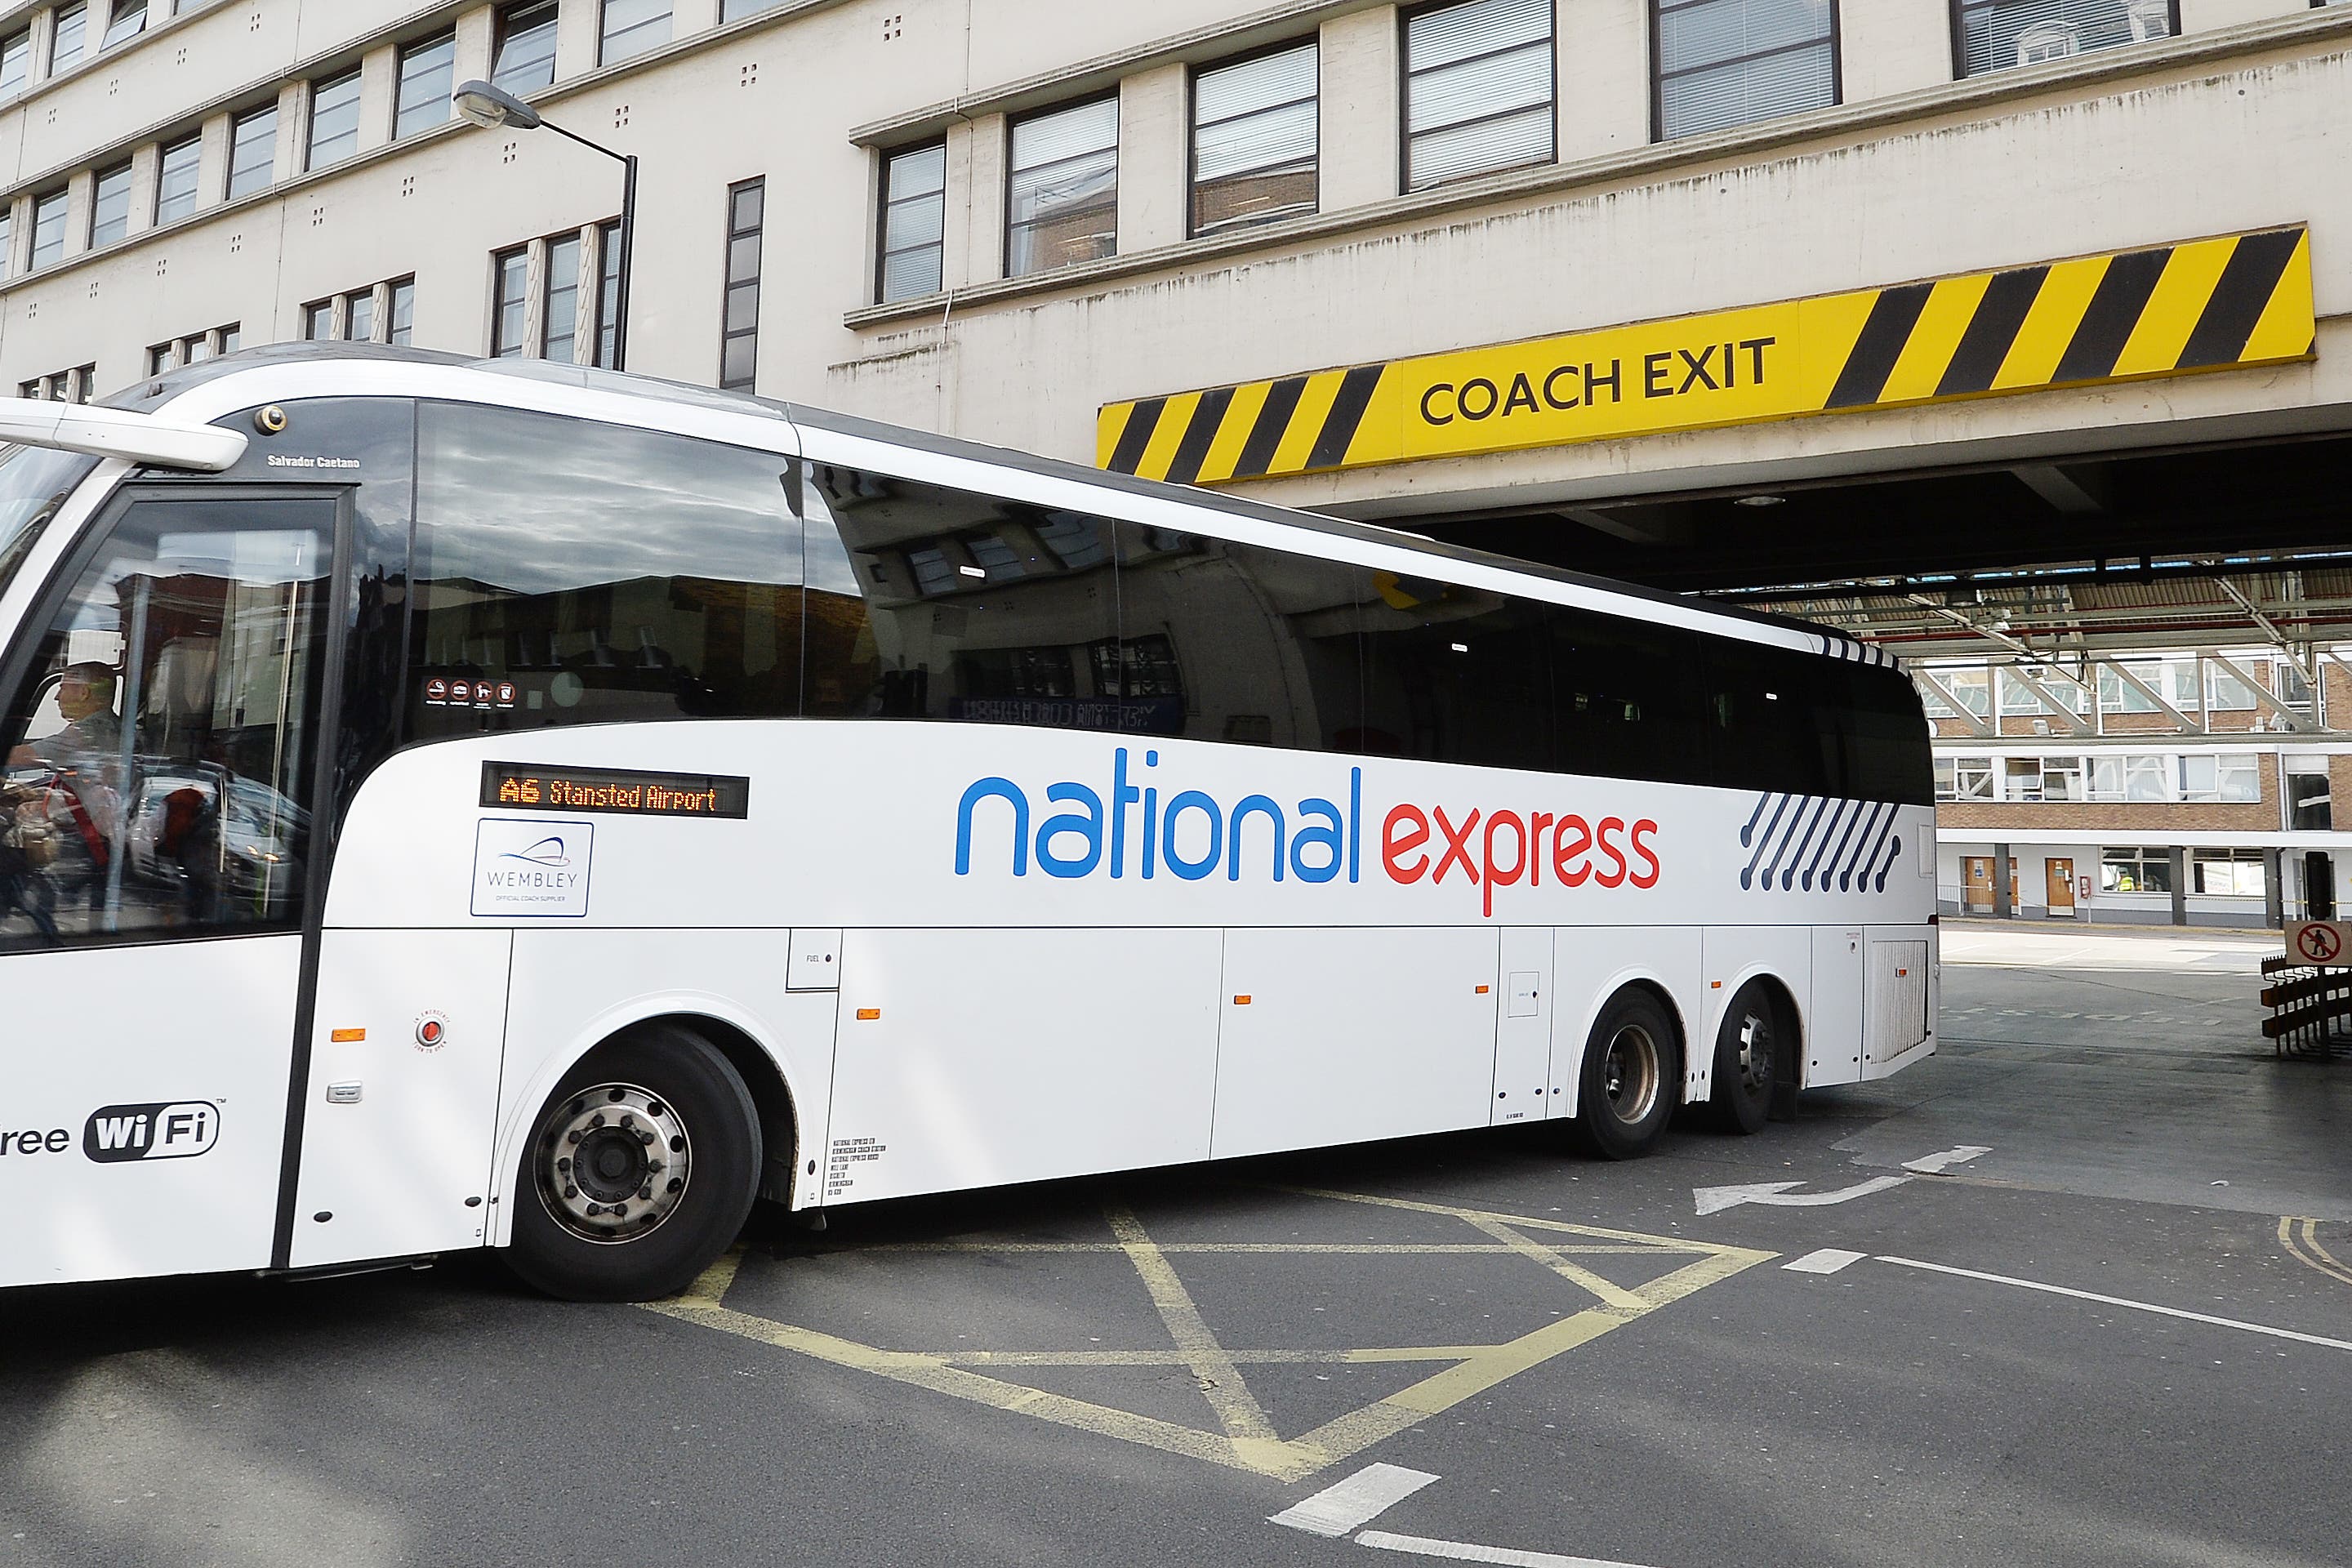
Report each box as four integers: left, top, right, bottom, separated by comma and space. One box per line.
1475, 985, 1490, 994
330, 1027, 366, 1043
1233, 995, 1252, 1006
855, 1008, 881, 1021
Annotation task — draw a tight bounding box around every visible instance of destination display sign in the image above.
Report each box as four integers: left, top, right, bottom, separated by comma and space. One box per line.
480, 762, 751, 819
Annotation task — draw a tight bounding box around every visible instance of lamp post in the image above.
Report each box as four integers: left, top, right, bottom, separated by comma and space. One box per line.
452, 79, 637, 372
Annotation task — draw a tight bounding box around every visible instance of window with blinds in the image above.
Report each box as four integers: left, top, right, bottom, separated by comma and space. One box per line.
1404, 0, 1554, 192
1953, 0, 2177, 77
1192, 42, 1318, 238
1655, 0, 1836, 139
1007, 96, 1119, 278
878, 142, 947, 302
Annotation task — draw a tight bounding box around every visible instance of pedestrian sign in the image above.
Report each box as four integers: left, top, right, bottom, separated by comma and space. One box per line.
2288, 920, 2347, 965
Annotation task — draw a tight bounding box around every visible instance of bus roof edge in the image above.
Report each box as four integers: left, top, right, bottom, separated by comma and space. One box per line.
0, 397, 247, 472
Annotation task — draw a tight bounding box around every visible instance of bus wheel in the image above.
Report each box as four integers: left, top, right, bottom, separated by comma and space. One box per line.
1708, 982, 1780, 1135
506, 1022, 763, 1303
1573, 990, 1679, 1160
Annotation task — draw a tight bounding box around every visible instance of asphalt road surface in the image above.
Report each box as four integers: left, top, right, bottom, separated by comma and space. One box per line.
7, 923, 2349, 1568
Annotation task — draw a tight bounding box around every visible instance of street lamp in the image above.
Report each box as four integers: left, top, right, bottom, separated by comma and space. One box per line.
452, 79, 637, 372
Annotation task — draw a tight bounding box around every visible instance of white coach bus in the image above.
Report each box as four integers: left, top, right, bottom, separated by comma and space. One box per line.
0, 346, 1936, 1301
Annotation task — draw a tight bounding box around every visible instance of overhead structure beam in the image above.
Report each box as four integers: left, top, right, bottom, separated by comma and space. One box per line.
1913, 671, 1993, 738
2210, 575, 2292, 652
2011, 463, 2111, 515
2201, 649, 2310, 732
1904, 595, 2099, 733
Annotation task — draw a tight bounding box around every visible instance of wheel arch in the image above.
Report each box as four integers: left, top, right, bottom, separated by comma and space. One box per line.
1563, 970, 1693, 1120
1704, 968, 1806, 1101
488, 995, 805, 1246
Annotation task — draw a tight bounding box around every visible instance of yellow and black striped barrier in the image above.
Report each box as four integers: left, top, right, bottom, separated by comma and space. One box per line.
1097, 225, 2315, 485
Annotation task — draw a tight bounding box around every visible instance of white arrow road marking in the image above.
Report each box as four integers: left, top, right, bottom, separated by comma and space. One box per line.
1356, 1531, 1660, 1567
1901, 1144, 1993, 1174
1691, 1175, 1910, 1216
1271, 1463, 1441, 1538
1878, 1256, 2352, 1353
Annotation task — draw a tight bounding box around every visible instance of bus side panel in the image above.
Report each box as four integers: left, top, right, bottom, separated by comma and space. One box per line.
489, 929, 837, 1240
1806, 926, 1866, 1087
1699, 926, 1815, 1104
1209, 926, 1499, 1160
822, 926, 1222, 1205
1551, 927, 1701, 1119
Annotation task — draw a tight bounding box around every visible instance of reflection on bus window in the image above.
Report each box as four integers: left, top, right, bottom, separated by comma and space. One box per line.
0, 497, 332, 951
409, 403, 804, 737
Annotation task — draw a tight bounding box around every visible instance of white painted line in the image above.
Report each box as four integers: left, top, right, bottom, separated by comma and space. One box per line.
1878, 1256, 2352, 1353
1356, 1529, 1659, 1567
1270, 1463, 1441, 1538
1901, 1144, 1992, 1174
1783, 1249, 1867, 1275
1692, 1175, 1909, 1216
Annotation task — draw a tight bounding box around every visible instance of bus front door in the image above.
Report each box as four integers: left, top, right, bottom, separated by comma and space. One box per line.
0, 491, 345, 1289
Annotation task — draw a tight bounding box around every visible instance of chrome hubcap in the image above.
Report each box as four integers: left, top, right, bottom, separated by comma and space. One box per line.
1734, 1011, 1775, 1096
1601, 1024, 1661, 1125
534, 1083, 691, 1244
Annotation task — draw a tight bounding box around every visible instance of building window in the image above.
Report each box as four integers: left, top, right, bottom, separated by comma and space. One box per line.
146, 342, 173, 376
310, 69, 362, 169
2099, 847, 2172, 893
1, 30, 28, 96
89, 160, 131, 247
492, 247, 530, 357
601, 0, 671, 65
1191, 41, 1318, 237
720, 178, 762, 390
396, 33, 457, 138
347, 286, 376, 342
1006, 96, 1119, 278
1946, 755, 1993, 800
19, 365, 97, 403
2181, 753, 2260, 804
228, 104, 277, 197
877, 142, 946, 302
2290, 768, 2332, 831
595, 220, 622, 366
2191, 849, 2265, 897
1953, 0, 2178, 77
492, 0, 559, 94
2204, 662, 2261, 710
2096, 662, 2161, 714
1403, 0, 1554, 191
29, 189, 69, 269
0, 210, 11, 281
543, 232, 583, 365
389, 277, 416, 345
155, 134, 200, 222
100, 0, 146, 50
721, 0, 785, 16
1654, 0, 1836, 140
301, 300, 334, 340
51, 4, 87, 73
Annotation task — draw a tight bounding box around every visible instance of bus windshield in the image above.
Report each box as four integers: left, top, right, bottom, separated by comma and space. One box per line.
0, 445, 100, 607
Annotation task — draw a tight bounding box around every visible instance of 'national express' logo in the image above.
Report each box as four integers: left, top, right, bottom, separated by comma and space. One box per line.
953, 747, 1659, 917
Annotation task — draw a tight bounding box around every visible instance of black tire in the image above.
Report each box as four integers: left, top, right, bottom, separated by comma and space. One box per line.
1708, 982, 1782, 1134
1571, 989, 1681, 1160
506, 1022, 763, 1303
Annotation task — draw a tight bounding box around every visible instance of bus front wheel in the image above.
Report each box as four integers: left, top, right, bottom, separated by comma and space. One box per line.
506, 1022, 763, 1303
1572, 990, 1679, 1160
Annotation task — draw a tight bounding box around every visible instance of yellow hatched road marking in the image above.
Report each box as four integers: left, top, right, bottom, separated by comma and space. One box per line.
642, 1188, 1772, 1482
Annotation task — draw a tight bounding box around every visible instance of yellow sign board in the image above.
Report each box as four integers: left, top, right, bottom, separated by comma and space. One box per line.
1098, 226, 2316, 485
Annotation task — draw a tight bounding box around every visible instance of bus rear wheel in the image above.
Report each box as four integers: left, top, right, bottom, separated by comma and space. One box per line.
1572, 990, 1679, 1160
506, 1022, 762, 1303
1708, 982, 1782, 1135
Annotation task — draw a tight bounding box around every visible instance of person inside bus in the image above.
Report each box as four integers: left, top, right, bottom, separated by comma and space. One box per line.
7, 661, 129, 859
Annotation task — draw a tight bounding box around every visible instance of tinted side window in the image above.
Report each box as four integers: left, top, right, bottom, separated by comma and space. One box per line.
1703, 638, 1839, 798
409, 403, 800, 738
1829, 659, 1934, 805
1360, 575, 1553, 771
803, 464, 1123, 729
1549, 606, 1708, 786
